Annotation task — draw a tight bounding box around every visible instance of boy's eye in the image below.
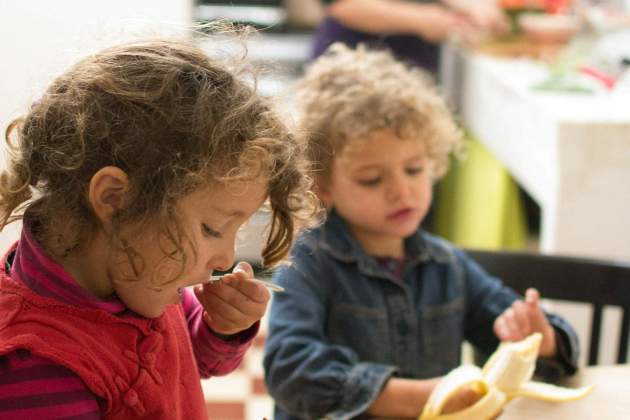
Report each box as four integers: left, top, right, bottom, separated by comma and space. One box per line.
406, 166, 424, 175
201, 223, 222, 239
357, 177, 381, 187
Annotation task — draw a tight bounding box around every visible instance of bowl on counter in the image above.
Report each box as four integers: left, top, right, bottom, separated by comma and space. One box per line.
518, 13, 582, 44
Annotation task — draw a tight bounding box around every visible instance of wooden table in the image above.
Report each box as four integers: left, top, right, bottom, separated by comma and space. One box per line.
500, 365, 630, 419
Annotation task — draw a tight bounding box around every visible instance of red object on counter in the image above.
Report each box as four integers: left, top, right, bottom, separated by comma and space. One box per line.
579, 65, 618, 90
543, 0, 571, 14
500, 0, 571, 14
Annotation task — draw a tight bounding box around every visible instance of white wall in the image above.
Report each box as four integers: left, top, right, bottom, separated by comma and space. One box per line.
0, 0, 193, 250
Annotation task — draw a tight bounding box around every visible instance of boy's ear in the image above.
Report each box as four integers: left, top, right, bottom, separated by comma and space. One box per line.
313, 176, 333, 206
88, 166, 130, 227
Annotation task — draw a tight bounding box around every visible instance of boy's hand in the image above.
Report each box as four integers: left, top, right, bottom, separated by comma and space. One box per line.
194, 262, 270, 337
494, 288, 557, 357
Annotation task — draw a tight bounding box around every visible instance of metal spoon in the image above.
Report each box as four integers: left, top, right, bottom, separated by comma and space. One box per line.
208, 275, 285, 292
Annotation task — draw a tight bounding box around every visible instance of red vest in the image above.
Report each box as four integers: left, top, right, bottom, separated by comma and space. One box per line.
0, 274, 208, 419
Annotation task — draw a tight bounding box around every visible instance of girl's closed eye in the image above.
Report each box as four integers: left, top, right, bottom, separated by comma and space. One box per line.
201, 223, 222, 239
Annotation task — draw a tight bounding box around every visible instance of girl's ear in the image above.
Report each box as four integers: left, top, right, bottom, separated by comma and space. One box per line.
88, 166, 130, 228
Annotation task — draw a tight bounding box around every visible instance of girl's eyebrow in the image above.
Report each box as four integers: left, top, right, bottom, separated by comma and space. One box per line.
210, 206, 245, 218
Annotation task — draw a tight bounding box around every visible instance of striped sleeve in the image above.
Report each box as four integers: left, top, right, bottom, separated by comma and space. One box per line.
0, 349, 102, 419
181, 288, 258, 378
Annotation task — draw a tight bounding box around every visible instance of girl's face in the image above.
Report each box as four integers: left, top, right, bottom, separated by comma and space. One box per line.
320, 131, 433, 257
111, 179, 268, 318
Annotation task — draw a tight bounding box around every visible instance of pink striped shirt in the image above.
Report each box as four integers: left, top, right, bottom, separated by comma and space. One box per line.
0, 224, 257, 419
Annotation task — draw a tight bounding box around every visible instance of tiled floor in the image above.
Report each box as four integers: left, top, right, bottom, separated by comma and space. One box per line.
202, 314, 274, 420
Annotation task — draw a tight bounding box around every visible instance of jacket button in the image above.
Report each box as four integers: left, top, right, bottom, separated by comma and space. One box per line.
397, 320, 409, 336
123, 389, 138, 407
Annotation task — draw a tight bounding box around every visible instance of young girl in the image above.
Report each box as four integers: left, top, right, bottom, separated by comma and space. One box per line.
0, 37, 314, 419
263, 44, 580, 419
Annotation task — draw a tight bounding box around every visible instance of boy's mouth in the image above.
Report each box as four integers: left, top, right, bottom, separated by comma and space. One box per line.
387, 207, 415, 220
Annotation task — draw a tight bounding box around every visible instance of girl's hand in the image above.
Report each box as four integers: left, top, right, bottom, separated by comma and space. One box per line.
194, 262, 270, 337
494, 288, 557, 357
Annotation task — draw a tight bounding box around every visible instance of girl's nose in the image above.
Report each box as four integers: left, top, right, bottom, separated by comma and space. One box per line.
206, 236, 236, 273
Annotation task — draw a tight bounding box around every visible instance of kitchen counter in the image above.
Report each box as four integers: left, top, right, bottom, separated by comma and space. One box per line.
440, 31, 630, 260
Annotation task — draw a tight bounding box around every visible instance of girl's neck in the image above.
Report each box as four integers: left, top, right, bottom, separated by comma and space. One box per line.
40, 223, 114, 299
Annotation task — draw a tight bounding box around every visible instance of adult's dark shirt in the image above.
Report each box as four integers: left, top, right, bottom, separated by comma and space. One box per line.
312, 0, 440, 73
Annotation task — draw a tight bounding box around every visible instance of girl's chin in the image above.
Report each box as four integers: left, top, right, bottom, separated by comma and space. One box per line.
130, 300, 171, 318
146, 307, 169, 319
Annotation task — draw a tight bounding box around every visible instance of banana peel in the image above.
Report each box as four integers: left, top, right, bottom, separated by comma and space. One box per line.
420, 333, 593, 420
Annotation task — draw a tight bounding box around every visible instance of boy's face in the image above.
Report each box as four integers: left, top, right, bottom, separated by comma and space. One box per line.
111, 179, 268, 318
320, 130, 432, 256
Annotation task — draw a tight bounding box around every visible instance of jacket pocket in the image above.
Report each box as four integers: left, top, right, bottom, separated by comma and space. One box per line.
327, 303, 391, 364
419, 298, 465, 376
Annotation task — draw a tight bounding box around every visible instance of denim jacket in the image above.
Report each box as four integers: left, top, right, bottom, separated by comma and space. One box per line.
263, 211, 580, 420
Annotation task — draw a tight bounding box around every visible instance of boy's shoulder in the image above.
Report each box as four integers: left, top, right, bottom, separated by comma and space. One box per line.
292, 219, 466, 265
411, 230, 464, 264
417, 230, 456, 252
291, 223, 330, 255
290, 218, 356, 263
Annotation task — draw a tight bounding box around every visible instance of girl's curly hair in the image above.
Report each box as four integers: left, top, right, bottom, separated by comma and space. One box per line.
1, 36, 316, 281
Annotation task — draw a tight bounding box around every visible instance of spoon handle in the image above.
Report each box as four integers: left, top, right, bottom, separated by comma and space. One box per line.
208, 275, 285, 292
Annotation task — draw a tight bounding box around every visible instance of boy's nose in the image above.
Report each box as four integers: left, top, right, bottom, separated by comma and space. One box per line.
386, 176, 410, 201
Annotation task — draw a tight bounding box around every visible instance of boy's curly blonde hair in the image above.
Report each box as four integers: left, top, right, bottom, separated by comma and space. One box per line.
296, 43, 463, 183
1, 36, 316, 279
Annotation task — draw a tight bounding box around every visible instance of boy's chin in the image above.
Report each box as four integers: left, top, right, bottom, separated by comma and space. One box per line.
391, 221, 423, 237
381, 226, 420, 240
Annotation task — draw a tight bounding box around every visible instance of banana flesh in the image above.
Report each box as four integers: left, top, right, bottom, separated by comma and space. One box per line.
420, 333, 593, 420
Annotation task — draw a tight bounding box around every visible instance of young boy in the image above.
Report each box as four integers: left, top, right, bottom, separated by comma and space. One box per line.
263, 44, 579, 419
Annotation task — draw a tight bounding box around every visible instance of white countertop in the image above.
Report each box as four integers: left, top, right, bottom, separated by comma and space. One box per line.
441, 30, 630, 260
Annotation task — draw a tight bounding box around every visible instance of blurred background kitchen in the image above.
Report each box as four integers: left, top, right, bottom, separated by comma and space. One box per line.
2, 1, 630, 419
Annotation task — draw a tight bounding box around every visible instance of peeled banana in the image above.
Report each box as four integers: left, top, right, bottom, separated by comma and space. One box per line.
420, 333, 593, 420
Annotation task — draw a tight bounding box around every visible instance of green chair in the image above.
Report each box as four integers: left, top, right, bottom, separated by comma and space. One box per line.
434, 136, 527, 250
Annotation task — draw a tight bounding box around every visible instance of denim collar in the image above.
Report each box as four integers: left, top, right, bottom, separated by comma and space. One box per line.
317, 210, 451, 280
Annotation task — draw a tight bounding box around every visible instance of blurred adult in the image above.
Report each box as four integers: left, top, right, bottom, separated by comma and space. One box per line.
312, 0, 508, 73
